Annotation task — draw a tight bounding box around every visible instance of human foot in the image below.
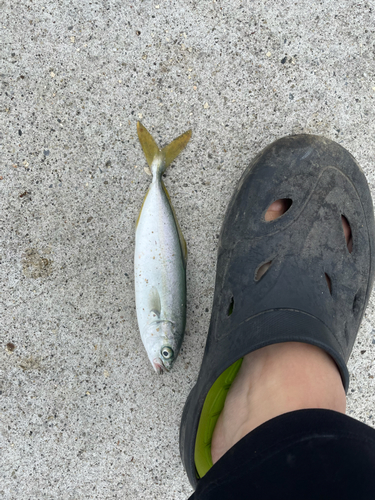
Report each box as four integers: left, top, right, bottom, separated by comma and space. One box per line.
210, 342, 346, 463
210, 199, 351, 464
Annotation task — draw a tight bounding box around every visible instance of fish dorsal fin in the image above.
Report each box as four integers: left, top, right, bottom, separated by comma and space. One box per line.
162, 181, 188, 268
137, 122, 160, 167
162, 129, 192, 168
148, 286, 161, 316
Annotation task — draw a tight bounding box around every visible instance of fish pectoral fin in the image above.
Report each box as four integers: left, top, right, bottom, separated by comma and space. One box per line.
162, 181, 188, 268
162, 129, 192, 168
137, 122, 160, 167
148, 286, 161, 316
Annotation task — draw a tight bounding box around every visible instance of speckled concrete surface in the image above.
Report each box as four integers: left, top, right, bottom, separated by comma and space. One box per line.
1, 1, 375, 498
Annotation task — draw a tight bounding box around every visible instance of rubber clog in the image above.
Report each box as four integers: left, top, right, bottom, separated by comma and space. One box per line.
180, 134, 375, 488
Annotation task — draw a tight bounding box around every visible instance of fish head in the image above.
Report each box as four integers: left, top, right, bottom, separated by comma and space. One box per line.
145, 319, 180, 373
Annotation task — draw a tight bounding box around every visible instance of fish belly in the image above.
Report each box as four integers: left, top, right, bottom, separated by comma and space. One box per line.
134, 182, 186, 343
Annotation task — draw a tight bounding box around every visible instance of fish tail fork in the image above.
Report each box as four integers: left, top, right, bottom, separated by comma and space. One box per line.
137, 121, 192, 177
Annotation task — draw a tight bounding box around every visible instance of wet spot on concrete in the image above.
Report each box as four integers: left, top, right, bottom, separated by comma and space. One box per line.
22, 248, 53, 278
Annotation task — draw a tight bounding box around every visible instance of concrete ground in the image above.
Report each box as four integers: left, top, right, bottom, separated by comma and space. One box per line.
1, 0, 375, 498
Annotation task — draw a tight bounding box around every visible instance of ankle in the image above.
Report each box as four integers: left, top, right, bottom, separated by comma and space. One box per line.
211, 342, 346, 463
243, 342, 346, 422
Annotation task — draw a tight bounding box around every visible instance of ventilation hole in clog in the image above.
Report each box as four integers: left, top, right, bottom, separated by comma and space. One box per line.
227, 297, 234, 316
264, 199, 293, 222
341, 215, 353, 253
255, 261, 272, 281
325, 273, 332, 294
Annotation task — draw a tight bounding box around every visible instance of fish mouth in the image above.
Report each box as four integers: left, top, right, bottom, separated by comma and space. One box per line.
153, 358, 169, 374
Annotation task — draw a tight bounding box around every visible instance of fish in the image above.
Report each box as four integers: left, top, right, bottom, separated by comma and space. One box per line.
134, 122, 192, 373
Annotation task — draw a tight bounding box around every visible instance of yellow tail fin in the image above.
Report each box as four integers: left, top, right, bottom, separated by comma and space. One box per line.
137, 122, 160, 167
161, 129, 192, 168
137, 121, 192, 171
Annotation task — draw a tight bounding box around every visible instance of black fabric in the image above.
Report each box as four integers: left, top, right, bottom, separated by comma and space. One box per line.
189, 409, 375, 500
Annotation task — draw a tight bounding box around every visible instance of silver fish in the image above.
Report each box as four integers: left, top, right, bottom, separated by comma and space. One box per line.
134, 122, 191, 373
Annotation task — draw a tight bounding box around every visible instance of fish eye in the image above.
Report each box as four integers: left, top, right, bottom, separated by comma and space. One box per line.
161, 346, 174, 360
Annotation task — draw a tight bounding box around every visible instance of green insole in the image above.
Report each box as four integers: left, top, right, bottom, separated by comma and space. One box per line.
194, 358, 243, 478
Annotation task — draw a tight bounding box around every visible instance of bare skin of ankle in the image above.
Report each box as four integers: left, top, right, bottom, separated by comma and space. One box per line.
211, 342, 346, 463
211, 199, 351, 464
